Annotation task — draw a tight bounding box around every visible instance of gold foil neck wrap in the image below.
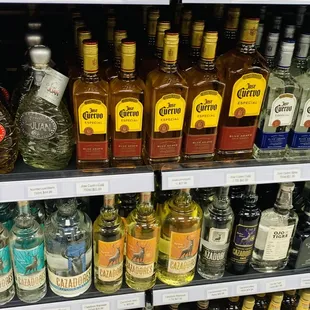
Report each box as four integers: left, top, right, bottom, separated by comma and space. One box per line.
191, 20, 205, 48
141, 192, 151, 203
181, 10, 192, 36
243, 297, 255, 310
201, 31, 218, 61
104, 194, 115, 206
147, 9, 160, 37
121, 40, 136, 72
114, 30, 127, 58
240, 18, 259, 44
162, 32, 179, 63
156, 21, 171, 50
225, 7, 241, 30
78, 28, 91, 59
83, 40, 98, 73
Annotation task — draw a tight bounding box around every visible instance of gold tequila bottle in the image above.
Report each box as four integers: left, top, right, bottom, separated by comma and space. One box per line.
158, 189, 202, 286
296, 290, 310, 310
110, 40, 145, 166
183, 31, 225, 161
93, 194, 125, 294
145, 31, 188, 163
125, 192, 160, 291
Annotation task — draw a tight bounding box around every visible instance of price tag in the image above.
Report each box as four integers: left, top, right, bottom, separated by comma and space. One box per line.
301, 278, 310, 287
28, 184, 57, 198
168, 176, 194, 189
83, 303, 110, 310
226, 172, 255, 185
163, 292, 189, 304
236, 283, 257, 295
274, 169, 301, 182
76, 181, 109, 195
206, 287, 229, 299
117, 297, 140, 309
266, 279, 286, 291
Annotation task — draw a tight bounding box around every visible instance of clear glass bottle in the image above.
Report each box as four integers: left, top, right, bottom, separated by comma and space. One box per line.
158, 189, 202, 286
262, 32, 280, 69
44, 198, 92, 297
197, 187, 234, 280
268, 292, 283, 310
10, 201, 46, 303
93, 194, 125, 294
0, 223, 15, 305
253, 41, 301, 160
0, 202, 17, 231
251, 183, 298, 272
125, 192, 160, 291
290, 34, 310, 78
15, 45, 73, 170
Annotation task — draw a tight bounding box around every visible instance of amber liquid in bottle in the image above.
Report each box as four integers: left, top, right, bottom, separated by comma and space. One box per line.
110, 40, 145, 166
215, 18, 269, 160
73, 40, 109, 169
145, 31, 188, 164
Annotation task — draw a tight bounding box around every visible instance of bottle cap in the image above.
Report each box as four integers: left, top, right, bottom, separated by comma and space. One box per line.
257, 294, 266, 297
272, 292, 284, 303
229, 297, 239, 302
296, 33, 310, 58
274, 16, 282, 30
83, 39, 98, 73
191, 20, 205, 48
284, 25, 296, 39
201, 31, 218, 61
148, 9, 160, 37
277, 40, 295, 67
256, 23, 264, 48
29, 45, 51, 68
286, 290, 296, 295
141, 192, 152, 202
225, 7, 241, 31
114, 30, 127, 58
301, 289, 310, 301
162, 31, 179, 63
121, 39, 136, 72
25, 32, 43, 48
18, 201, 29, 207
104, 194, 115, 206
156, 21, 171, 50
77, 27, 91, 59
280, 182, 295, 192
181, 9, 192, 36
239, 18, 259, 44
264, 31, 280, 57
243, 296, 255, 310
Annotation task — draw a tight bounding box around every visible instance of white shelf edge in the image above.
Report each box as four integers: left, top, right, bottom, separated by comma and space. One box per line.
161, 162, 310, 190
3, 0, 169, 4
0, 172, 155, 202
153, 272, 310, 306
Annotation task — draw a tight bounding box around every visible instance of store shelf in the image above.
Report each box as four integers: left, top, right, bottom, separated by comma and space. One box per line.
153, 268, 310, 306
0, 159, 154, 202
5, 0, 169, 4
161, 160, 310, 190
182, 0, 310, 4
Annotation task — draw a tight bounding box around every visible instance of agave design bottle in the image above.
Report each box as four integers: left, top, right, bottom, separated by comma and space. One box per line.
15, 45, 73, 170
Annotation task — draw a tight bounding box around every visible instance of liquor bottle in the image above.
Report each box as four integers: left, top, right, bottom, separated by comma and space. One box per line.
118, 193, 138, 218
296, 290, 310, 310
256, 183, 279, 211
158, 189, 202, 286
283, 24, 296, 40
262, 32, 280, 69
229, 186, 246, 212
44, 198, 92, 297
256, 23, 264, 49
281, 290, 298, 310
273, 15, 283, 32
10, 201, 46, 303
226, 297, 241, 310
242, 297, 255, 310
251, 183, 298, 272
182, 32, 225, 161
110, 40, 145, 166
73, 40, 109, 169
0, 223, 14, 305
15, 45, 73, 170
0, 202, 17, 231
106, 16, 117, 58
268, 292, 283, 310
191, 187, 216, 211
126, 192, 160, 291
180, 10, 192, 49
216, 18, 269, 160
197, 187, 234, 280
296, 6, 307, 33
254, 40, 301, 160
29, 200, 46, 227
254, 294, 268, 310
290, 34, 310, 78
93, 194, 125, 293
197, 301, 209, 310
218, 7, 241, 55
145, 9, 160, 55
180, 20, 205, 71
145, 31, 188, 164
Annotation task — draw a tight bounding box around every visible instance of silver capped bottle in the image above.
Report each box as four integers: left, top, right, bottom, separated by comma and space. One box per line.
263, 31, 280, 69
15, 45, 73, 170
10, 201, 46, 303
251, 183, 298, 272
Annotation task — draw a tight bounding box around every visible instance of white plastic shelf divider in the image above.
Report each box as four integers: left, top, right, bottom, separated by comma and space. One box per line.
182, 0, 310, 3
161, 162, 310, 190
153, 272, 310, 306
4, 0, 169, 4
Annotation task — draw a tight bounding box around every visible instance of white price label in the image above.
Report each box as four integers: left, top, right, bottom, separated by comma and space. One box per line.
236, 283, 257, 295
274, 169, 301, 182
83, 302, 110, 310
163, 292, 189, 304
266, 279, 286, 291
206, 287, 229, 300
117, 297, 140, 309
301, 278, 310, 287
226, 172, 255, 185
27, 184, 57, 198
76, 181, 109, 195
168, 176, 194, 189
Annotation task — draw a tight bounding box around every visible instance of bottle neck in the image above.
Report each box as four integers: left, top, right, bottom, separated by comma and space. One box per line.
33, 68, 47, 86
160, 60, 177, 73
198, 58, 215, 71
237, 42, 256, 54
119, 70, 136, 81
189, 47, 200, 61
83, 71, 99, 82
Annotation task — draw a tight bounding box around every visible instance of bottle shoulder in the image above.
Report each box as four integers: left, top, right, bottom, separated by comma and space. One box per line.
185, 66, 223, 87
110, 76, 145, 94
73, 78, 109, 97
269, 71, 301, 90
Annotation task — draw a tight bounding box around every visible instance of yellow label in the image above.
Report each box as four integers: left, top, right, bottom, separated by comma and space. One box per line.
115, 98, 143, 132
190, 90, 222, 129
240, 19, 259, 44
229, 73, 266, 118
79, 99, 107, 134
84, 54, 98, 73
163, 44, 178, 62
154, 94, 186, 132
201, 41, 217, 60
191, 30, 203, 48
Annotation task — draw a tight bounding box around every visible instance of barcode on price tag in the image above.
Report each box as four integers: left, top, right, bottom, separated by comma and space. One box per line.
236, 283, 257, 295
266, 279, 286, 291
168, 176, 194, 189
163, 292, 189, 304
301, 278, 310, 287
76, 181, 109, 195
117, 297, 140, 309
28, 184, 58, 198
226, 172, 255, 185
207, 287, 229, 299
274, 169, 301, 182
83, 302, 110, 310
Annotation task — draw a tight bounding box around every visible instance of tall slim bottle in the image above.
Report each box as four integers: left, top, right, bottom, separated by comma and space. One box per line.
93, 194, 125, 293
10, 201, 46, 303
197, 187, 234, 280
158, 189, 202, 286
125, 192, 160, 291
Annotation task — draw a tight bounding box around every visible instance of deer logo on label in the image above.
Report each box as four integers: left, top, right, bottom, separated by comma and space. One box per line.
24, 255, 38, 274
108, 246, 121, 266
179, 237, 194, 259
132, 242, 146, 263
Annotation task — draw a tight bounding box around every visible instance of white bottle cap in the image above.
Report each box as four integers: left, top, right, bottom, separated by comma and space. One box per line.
296, 33, 310, 58
278, 40, 295, 68
255, 23, 264, 48
284, 25, 296, 39
264, 32, 280, 57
